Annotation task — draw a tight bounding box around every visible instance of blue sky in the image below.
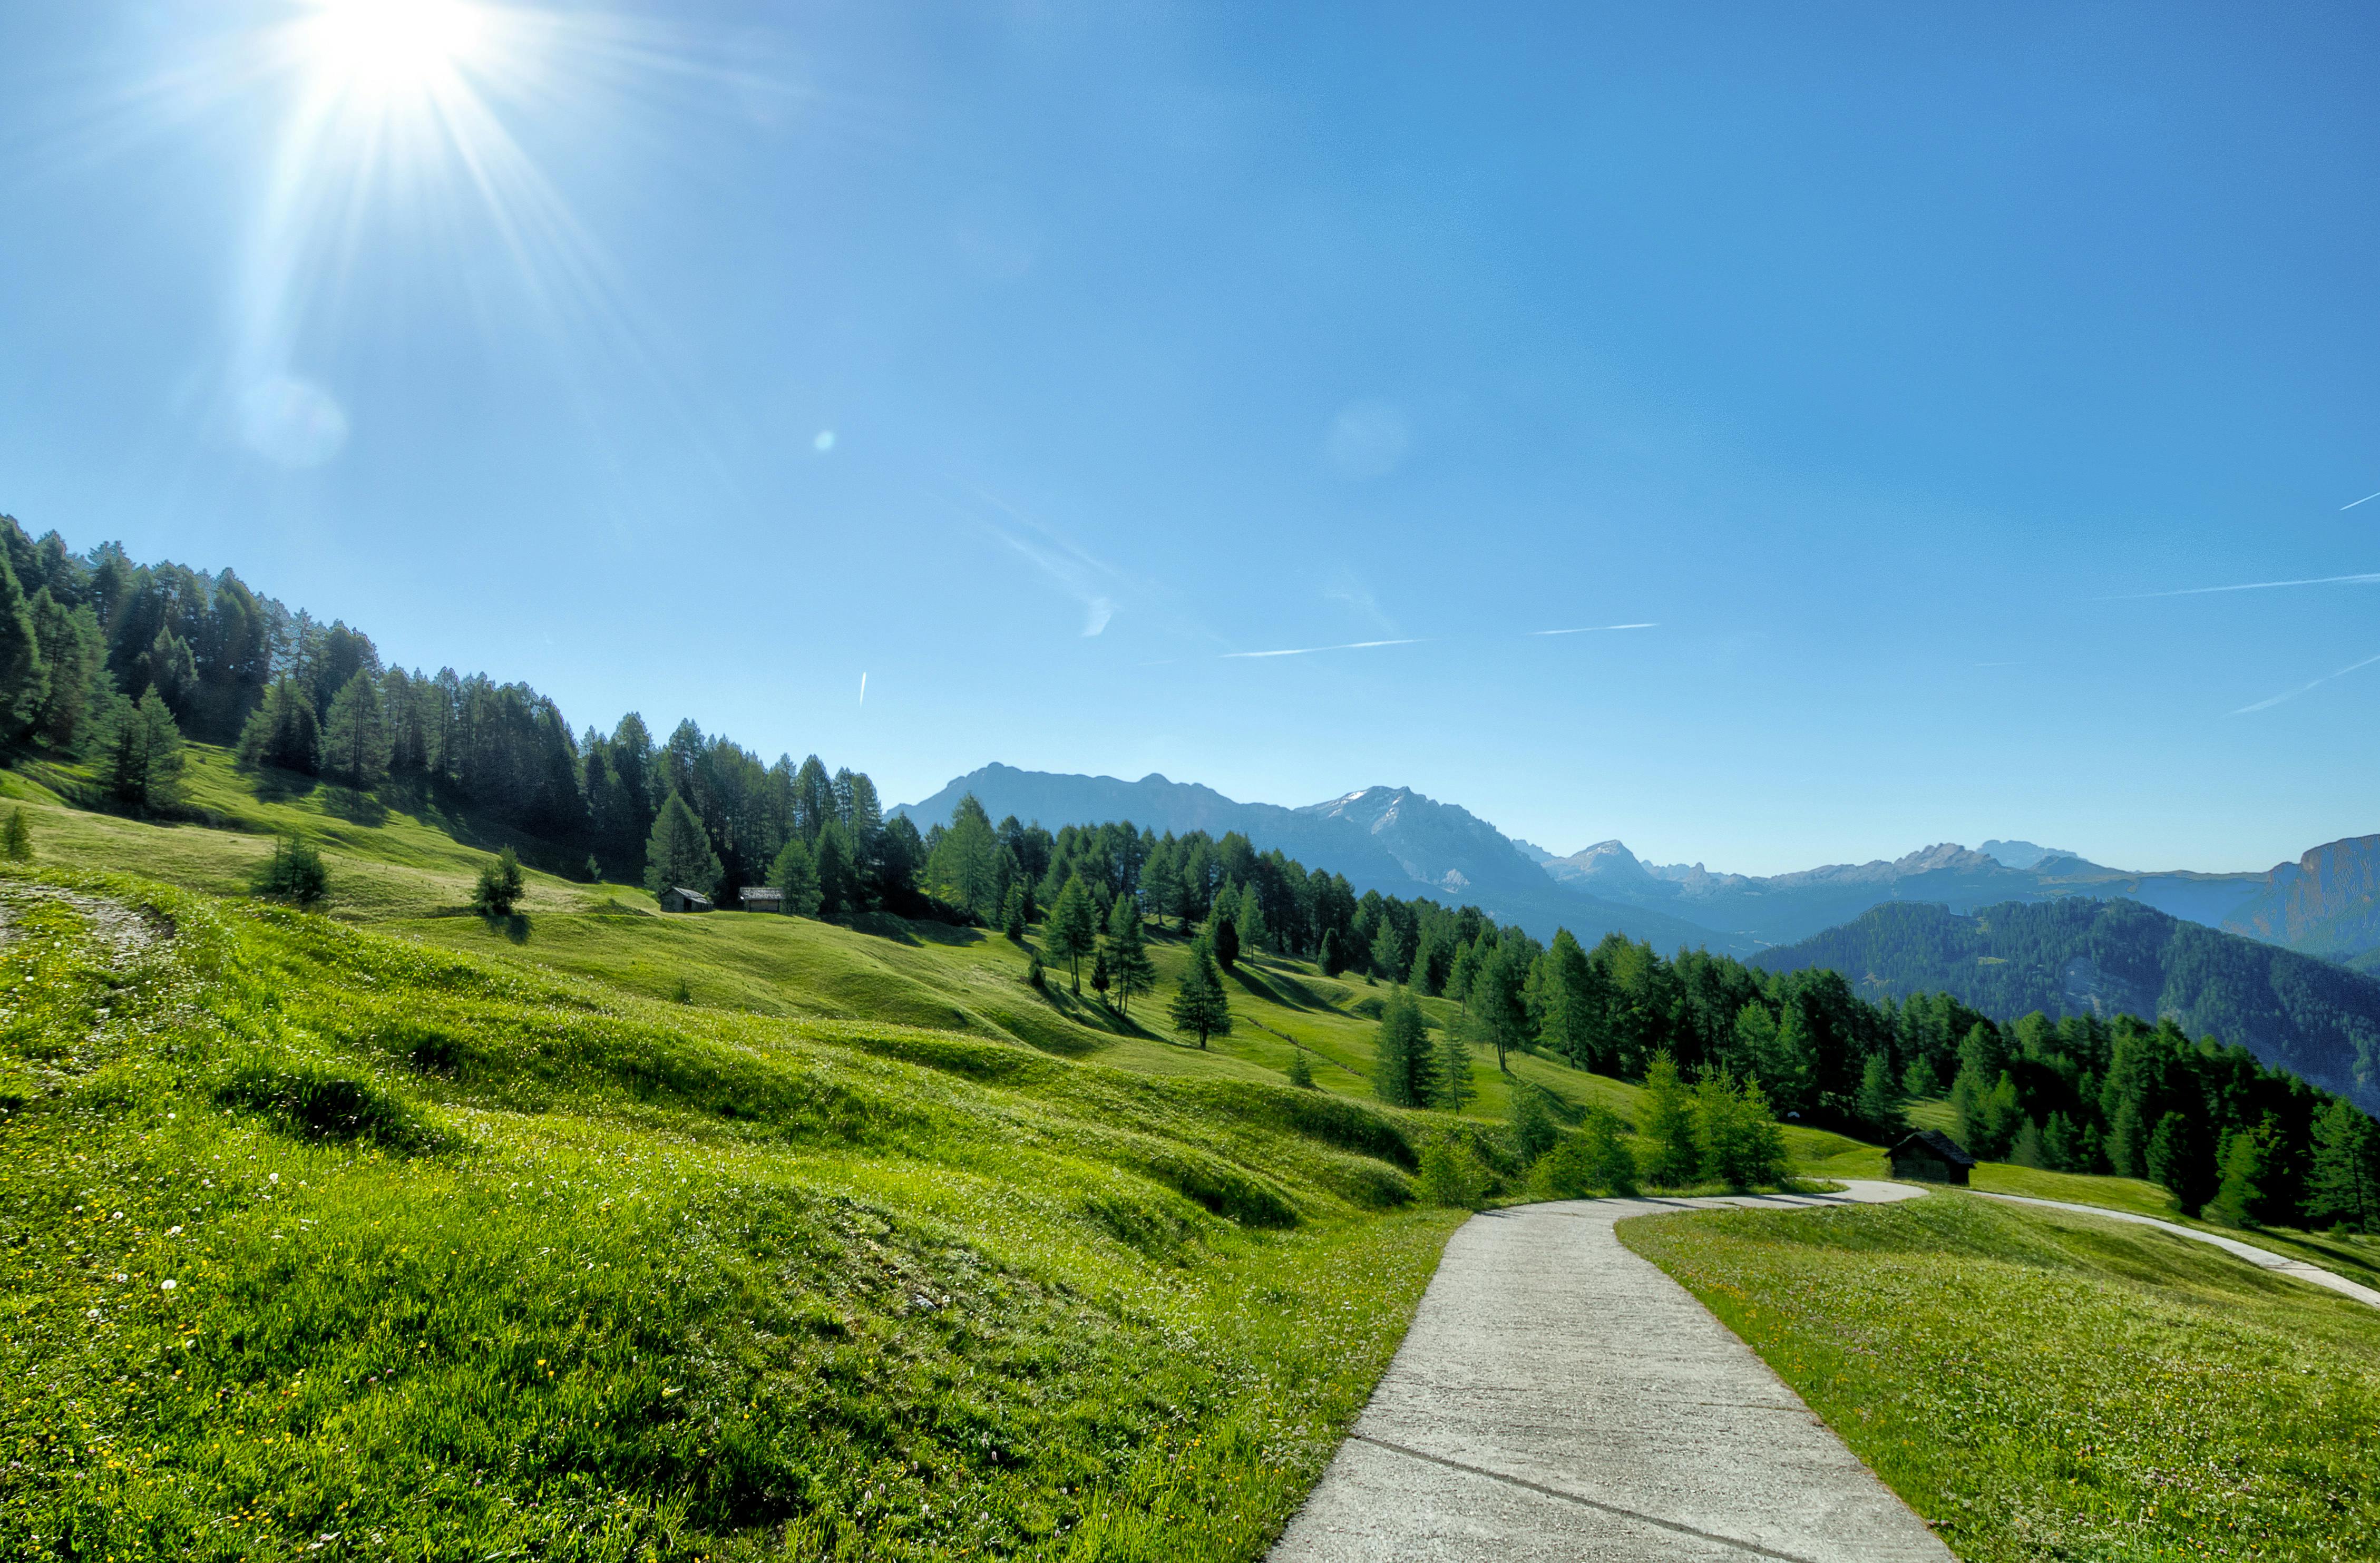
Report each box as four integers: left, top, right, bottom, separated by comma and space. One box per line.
3, 1, 2375, 874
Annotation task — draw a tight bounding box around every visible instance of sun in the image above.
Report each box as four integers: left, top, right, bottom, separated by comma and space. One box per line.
298, 0, 491, 103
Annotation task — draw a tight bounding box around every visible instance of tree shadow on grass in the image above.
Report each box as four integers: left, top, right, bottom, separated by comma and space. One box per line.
323, 786, 388, 826
480, 912, 531, 944
1225, 961, 1322, 1012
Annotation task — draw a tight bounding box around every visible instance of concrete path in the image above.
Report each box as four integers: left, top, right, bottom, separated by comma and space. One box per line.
1973, 1190, 2380, 1310
1271, 1179, 1953, 1563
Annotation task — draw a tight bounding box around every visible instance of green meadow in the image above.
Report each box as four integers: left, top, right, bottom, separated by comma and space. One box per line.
1622, 1191, 2380, 1562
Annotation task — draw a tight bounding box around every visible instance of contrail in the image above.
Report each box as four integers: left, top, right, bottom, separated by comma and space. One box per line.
2102, 571, 2380, 601
859, 671, 867, 708
2232, 650, 2380, 715
2342, 491, 2380, 511
1529, 622, 1658, 636
1222, 638, 1427, 659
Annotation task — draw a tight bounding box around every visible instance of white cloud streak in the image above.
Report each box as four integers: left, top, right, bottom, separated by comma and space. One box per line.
2341, 491, 2380, 511
1529, 622, 1659, 636
2232, 651, 2380, 715
1222, 638, 1427, 660
972, 492, 1126, 637
2102, 571, 2380, 601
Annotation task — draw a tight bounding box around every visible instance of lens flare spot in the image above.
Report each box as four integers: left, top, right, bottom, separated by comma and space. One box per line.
239, 376, 350, 467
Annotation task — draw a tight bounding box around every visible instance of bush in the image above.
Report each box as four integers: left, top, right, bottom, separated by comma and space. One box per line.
1694, 1070, 1789, 1190
1417, 1141, 1487, 1209
473, 846, 525, 916
1026, 951, 1046, 989
1507, 1081, 1559, 1163
1527, 1108, 1640, 1199
250, 835, 329, 906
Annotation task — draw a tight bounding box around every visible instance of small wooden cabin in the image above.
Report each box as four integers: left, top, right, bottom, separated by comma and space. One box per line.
739, 886, 787, 914
659, 886, 714, 914
1887, 1128, 1977, 1186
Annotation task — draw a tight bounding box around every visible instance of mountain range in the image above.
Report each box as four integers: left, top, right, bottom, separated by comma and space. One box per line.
895, 765, 2380, 972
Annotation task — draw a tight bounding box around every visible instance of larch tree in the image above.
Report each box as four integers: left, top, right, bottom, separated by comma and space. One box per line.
1168, 939, 1232, 1049
1106, 894, 1156, 1016
1045, 872, 1099, 994
320, 669, 391, 790
1370, 986, 1432, 1107
769, 836, 823, 915
643, 791, 723, 900
1640, 1052, 1701, 1186
2308, 1098, 2379, 1231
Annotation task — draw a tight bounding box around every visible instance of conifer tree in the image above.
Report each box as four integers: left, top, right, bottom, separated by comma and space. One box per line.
320, 669, 390, 790
3, 807, 30, 863
249, 835, 329, 906
1855, 1052, 1904, 1134
1106, 895, 1156, 1015
1045, 872, 1099, 994
2308, 1098, 2379, 1232
1168, 940, 1231, 1049
1286, 1046, 1315, 1089
0, 552, 45, 732
1319, 927, 1345, 977
1371, 986, 1433, 1107
1001, 883, 1028, 941
1691, 1071, 1789, 1189
235, 678, 321, 775
1533, 929, 1603, 1067
2148, 1110, 2213, 1214
770, 836, 823, 915
1090, 943, 1111, 1004
100, 688, 184, 810
1212, 901, 1241, 970
473, 846, 525, 917
1367, 920, 1402, 984
643, 792, 723, 900
1641, 1052, 1701, 1186
1436, 1018, 1476, 1111
2211, 1124, 2272, 1228
812, 822, 855, 915
1235, 891, 1269, 960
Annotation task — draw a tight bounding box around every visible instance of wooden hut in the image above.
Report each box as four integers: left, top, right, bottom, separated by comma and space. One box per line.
659, 886, 714, 914
1887, 1128, 1977, 1186
739, 886, 787, 914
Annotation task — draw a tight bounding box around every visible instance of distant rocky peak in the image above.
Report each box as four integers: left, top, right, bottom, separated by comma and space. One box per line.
1891, 843, 2001, 875
1568, 840, 1652, 881
1981, 838, 2078, 871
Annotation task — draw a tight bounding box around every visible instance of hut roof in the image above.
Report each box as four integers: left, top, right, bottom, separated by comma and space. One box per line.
1889, 1128, 1977, 1168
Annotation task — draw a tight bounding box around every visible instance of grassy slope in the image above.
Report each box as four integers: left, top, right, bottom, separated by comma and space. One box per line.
5, 746, 1864, 1165
0, 868, 1462, 1559
1622, 1192, 2380, 1562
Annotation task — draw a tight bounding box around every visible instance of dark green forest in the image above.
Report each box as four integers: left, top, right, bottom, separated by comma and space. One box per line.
3, 515, 2375, 1232
1761, 898, 2380, 1122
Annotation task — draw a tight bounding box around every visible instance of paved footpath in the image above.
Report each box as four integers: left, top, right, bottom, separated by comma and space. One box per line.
1271, 1179, 1952, 1563
1972, 1191, 2380, 1310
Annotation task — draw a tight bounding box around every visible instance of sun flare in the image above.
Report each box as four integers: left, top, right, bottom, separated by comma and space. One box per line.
299, 0, 490, 103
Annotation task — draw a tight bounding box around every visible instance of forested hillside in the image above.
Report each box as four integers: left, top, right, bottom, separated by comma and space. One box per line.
1759, 897, 2380, 1116
4, 512, 2376, 1235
